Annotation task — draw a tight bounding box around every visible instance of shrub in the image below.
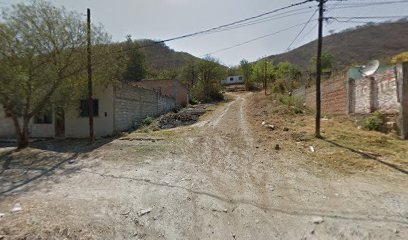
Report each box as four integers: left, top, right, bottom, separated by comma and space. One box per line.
142, 116, 154, 126
363, 111, 385, 131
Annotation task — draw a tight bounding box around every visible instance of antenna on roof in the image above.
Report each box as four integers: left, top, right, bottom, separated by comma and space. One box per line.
359, 60, 380, 76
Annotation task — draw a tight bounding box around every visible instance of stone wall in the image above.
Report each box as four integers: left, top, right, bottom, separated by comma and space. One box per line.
114, 83, 176, 132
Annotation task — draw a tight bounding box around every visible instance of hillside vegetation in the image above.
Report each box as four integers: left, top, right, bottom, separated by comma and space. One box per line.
135, 39, 201, 78
267, 20, 408, 70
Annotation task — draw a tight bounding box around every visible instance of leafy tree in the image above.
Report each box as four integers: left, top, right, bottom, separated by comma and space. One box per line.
0, 0, 117, 148
272, 62, 301, 92
310, 51, 334, 73
179, 61, 199, 90
251, 58, 273, 87
122, 36, 147, 81
239, 59, 253, 90
193, 57, 226, 102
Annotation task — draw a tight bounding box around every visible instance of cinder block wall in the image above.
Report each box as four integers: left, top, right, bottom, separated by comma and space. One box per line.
114, 83, 176, 132
352, 67, 399, 114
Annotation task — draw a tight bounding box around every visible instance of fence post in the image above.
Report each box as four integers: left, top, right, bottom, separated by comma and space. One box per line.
401, 62, 408, 139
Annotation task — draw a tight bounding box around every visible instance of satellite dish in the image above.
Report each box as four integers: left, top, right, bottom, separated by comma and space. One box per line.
359, 60, 380, 76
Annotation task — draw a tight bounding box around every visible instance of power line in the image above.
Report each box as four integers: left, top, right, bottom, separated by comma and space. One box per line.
326, 0, 408, 9
160, 0, 315, 43
328, 15, 408, 19
200, 21, 313, 57
201, 8, 316, 34
287, 9, 318, 50
107, 0, 316, 56
295, 22, 318, 45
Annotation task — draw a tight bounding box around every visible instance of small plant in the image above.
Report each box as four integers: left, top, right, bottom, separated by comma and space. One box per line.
142, 116, 154, 126
362, 111, 385, 131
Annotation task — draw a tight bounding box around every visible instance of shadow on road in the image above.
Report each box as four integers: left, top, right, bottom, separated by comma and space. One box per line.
0, 138, 113, 197
323, 139, 408, 176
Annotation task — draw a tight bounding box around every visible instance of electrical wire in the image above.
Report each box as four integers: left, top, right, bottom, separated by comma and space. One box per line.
287, 9, 318, 50
199, 21, 313, 57
107, 0, 317, 55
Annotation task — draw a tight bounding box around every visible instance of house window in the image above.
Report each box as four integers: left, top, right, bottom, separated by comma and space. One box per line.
80, 99, 99, 117
34, 108, 53, 124
239, 76, 243, 80
230, 77, 234, 81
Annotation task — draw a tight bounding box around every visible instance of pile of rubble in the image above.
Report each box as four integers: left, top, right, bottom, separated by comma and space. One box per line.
158, 105, 210, 129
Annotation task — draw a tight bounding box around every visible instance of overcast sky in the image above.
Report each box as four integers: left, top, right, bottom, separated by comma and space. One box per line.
1, 0, 407, 66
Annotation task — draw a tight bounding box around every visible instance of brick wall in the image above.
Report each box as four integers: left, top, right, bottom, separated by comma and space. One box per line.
294, 66, 400, 116
302, 73, 348, 115
114, 83, 176, 132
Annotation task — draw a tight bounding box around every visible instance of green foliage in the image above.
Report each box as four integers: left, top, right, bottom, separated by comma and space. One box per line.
239, 59, 254, 90
272, 80, 286, 94
178, 61, 199, 90
0, 0, 118, 147
279, 95, 303, 108
191, 57, 226, 102
310, 52, 334, 73
142, 116, 154, 126
122, 36, 147, 81
363, 111, 385, 131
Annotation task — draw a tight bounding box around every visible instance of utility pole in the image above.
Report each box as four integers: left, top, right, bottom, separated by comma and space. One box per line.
315, 0, 326, 138
87, 8, 94, 142
264, 61, 267, 95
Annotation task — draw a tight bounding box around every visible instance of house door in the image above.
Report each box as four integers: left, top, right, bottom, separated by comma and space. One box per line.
55, 107, 65, 138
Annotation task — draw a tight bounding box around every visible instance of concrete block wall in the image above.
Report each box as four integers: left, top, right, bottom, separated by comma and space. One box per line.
134, 80, 189, 107
114, 83, 176, 132
352, 67, 399, 114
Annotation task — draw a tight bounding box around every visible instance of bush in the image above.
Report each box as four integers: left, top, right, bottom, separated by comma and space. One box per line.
142, 116, 154, 126
363, 111, 385, 131
189, 96, 199, 105
279, 95, 303, 108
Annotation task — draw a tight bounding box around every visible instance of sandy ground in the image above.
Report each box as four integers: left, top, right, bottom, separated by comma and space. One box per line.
1, 92, 408, 239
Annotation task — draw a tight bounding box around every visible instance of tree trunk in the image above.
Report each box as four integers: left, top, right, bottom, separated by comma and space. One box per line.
19, 117, 30, 149
11, 115, 30, 149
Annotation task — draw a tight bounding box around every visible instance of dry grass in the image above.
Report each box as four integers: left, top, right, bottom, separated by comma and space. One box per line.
247, 92, 408, 176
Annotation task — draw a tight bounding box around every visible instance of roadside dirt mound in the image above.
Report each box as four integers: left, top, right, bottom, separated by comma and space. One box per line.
158, 105, 209, 129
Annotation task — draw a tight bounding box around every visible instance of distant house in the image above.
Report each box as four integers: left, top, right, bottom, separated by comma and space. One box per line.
134, 79, 189, 107
0, 83, 176, 139
221, 75, 245, 85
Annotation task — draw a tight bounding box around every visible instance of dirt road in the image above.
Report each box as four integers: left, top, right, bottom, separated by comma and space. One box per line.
1, 92, 408, 239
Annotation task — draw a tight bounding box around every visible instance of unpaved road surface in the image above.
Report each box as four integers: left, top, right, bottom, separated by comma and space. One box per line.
1, 92, 408, 239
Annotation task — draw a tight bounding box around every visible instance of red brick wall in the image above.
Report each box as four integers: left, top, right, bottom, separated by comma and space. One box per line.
304, 74, 348, 115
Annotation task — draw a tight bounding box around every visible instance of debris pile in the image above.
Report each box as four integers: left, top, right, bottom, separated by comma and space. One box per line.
159, 106, 208, 129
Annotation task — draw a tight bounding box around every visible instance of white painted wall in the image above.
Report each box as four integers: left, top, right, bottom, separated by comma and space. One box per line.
0, 107, 16, 139
64, 85, 115, 138
0, 106, 55, 139
221, 75, 245, 85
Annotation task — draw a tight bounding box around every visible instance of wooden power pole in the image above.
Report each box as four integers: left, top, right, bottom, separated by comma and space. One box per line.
315, 0, 326, 138
87, 8, 94, 141
264, 61, 267, 95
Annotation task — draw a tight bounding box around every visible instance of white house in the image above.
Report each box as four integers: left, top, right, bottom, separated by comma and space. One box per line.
220, 75, 245, 85
0, 83, 176, 139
